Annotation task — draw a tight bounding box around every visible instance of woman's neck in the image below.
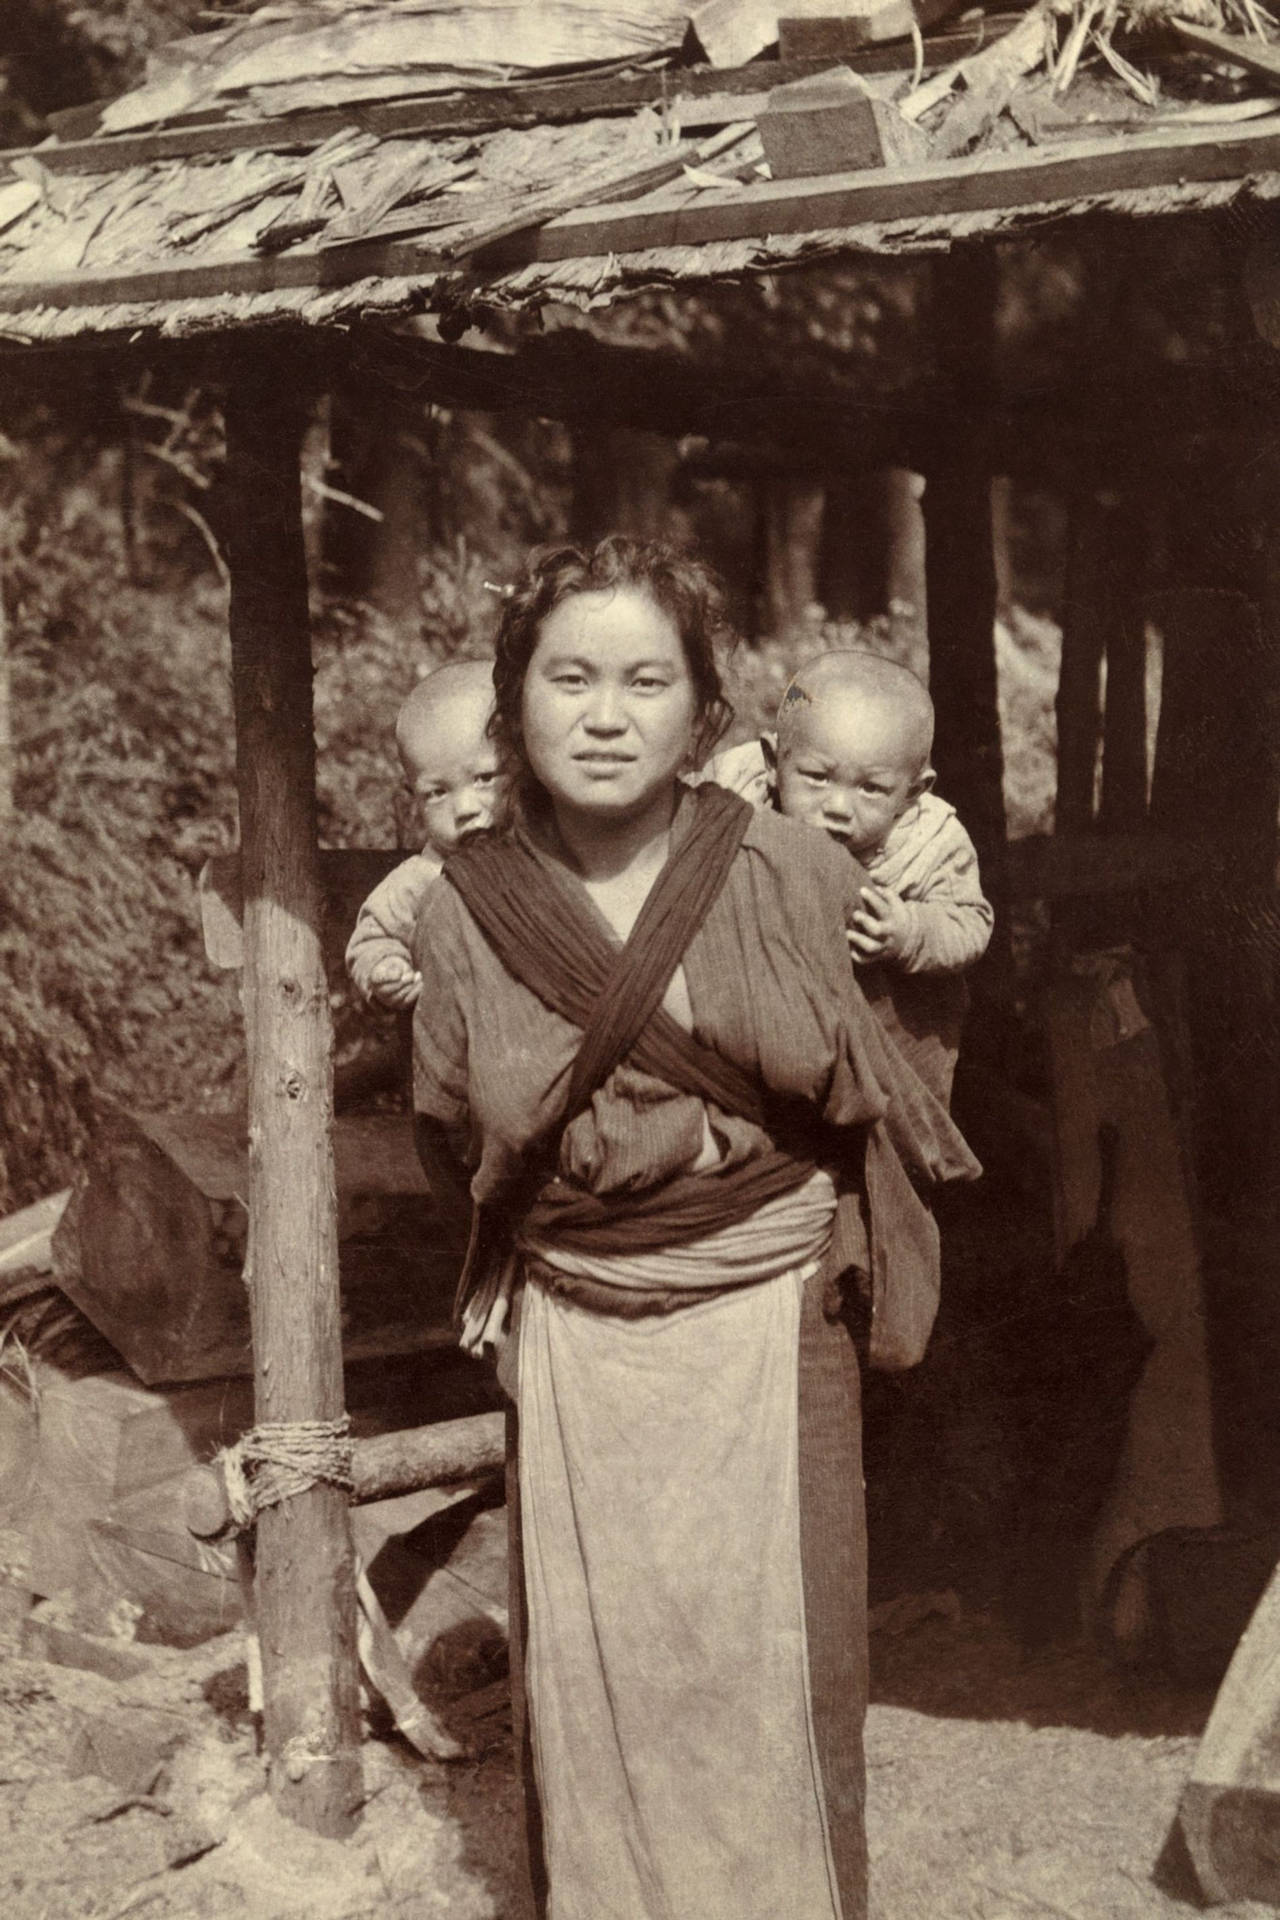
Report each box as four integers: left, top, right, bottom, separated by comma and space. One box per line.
549, 787, 679, 885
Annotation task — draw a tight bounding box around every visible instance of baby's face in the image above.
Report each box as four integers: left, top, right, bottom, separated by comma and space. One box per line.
402, 702, 499, 856
775, 699, 923, 859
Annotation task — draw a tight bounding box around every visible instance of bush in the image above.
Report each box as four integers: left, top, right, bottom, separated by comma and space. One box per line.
0, 495, 243, 1213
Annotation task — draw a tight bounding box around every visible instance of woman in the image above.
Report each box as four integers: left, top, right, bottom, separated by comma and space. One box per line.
412, 538, 977, 1920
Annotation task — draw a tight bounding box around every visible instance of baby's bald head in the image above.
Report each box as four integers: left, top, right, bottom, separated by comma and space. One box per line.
777, 650, 933, 773
396, 659, 499, 856
396, 658, 495, 780
770, 650, 934, 858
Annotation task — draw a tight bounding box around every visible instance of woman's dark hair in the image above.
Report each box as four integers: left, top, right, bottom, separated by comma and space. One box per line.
489, 536, 735, 815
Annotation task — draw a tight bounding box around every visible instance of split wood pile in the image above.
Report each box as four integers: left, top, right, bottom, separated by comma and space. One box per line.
49, 1105, 464, 1385
0, 1095, 496, 1650
4, 1, 1280, 338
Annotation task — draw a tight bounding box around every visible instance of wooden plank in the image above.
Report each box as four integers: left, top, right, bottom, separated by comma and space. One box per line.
9, 113, 1280, 317
1171, 17, 1280, 88
1097, 503, 1149, 835
0, 1190, 69, 1277
224, 366, 361, 1835
1044, 956, 1221, 1625
1055, 493, 1107, 835
779, 0, 964, 55
0, 37, 1021, 180
441, 121, 749, 260
529, 112, 1280, 255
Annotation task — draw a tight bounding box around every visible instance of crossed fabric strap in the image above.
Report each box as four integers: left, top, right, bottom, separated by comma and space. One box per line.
440, 784, 839, 1329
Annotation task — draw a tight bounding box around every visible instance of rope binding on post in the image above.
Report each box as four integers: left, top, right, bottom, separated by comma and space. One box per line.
215, 1416, 354, 1529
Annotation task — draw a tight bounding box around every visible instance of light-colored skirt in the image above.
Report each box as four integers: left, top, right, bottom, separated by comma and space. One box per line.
513, 1174, 867, 1920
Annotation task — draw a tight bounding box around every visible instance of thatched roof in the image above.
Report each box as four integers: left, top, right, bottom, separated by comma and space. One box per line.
3, 0, 1280, 348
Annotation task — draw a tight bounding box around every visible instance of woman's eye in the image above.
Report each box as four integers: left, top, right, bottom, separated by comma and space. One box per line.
552, 673, 586, 689
632, 676, 668, 693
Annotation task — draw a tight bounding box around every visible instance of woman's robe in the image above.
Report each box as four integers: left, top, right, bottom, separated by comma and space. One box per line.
412, 793, 978, 1920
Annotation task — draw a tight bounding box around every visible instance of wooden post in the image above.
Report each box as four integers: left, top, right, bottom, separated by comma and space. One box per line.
1097, 499, 1148, 837
224, 365, 362, 1837
761, 471, 825, 636
1055, 492, 1107, 835
922, 247, 1007, 860
0, 568, 11, 826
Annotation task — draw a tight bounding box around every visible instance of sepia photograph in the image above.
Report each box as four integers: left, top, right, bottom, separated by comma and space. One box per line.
0, 1, 1277, 1915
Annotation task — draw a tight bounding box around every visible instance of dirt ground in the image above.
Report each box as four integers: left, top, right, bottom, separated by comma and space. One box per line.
1, 1585, 1275, 1920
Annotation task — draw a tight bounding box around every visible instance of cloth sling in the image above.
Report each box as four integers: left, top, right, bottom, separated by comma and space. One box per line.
442, 784, 845, 1330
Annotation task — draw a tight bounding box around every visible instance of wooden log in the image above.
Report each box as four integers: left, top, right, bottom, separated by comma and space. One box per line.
224, 367, 361, 1837
183, 1411, 507, 1538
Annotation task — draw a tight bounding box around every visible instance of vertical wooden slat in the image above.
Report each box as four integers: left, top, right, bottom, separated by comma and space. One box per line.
1097, 499, 1148, 836
923, 247, 1007, 861
1055, 493, 1107, 836
224, 365, 362, 1838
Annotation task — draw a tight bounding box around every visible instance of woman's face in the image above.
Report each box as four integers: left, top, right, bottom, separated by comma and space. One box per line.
522, 587, 697, 833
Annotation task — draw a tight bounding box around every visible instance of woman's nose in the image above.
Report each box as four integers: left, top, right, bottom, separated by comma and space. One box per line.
583, 684, 625, 731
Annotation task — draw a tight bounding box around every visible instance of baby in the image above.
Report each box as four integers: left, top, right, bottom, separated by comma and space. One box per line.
345, 658, 498, 1010
708, 649, 992, 1102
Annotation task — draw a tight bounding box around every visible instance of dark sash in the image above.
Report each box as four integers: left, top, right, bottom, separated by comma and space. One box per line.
441, 784, 835, 1326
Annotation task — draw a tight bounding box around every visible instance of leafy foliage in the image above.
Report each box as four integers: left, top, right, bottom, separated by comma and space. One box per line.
0, 469, 244, 1212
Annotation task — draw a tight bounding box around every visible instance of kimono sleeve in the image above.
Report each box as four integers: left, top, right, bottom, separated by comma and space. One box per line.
410, 877, 472, 1129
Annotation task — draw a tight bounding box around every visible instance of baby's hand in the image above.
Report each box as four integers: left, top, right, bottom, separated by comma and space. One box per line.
366, 952, 423, 1010
848, 885, 910, 965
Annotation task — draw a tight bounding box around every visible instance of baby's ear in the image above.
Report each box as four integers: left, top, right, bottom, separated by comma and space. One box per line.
911, 763, 936, 799
760, 731, 779, 774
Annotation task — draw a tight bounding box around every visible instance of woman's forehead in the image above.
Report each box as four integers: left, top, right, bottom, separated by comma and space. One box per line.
535, 586, 683, 658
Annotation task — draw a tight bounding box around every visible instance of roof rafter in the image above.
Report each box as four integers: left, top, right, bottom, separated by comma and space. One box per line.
3, 114, 1280, 321
1, 20, 1024, 180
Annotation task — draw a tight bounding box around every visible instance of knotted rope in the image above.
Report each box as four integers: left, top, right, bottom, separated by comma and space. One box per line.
216, 1416, 353, 1529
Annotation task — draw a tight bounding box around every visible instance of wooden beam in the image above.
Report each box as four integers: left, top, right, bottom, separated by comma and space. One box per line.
922, 249, 1007, 859
1170, 17, 1280, 89
0, 26, 1024, 178
519, 114, 1280, 260
1097, 499, 1149, 835
9, 115, 1280, 317
183, 1411, 507, 1537
224, 364, 361, 1838
1055, 493, 1107, 834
